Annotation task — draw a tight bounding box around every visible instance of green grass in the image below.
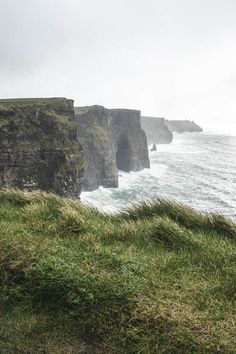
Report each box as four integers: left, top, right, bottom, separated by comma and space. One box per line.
0, 190, 235, 353
0, 97, 68, 107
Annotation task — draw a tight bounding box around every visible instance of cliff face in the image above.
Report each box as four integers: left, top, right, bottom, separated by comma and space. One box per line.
76, 106, 150, 191
141, 116, 173, 144
76, 106, 118, 191
165, 120, 203, 133
109, 109, 150, 172
0, 98, 83, 197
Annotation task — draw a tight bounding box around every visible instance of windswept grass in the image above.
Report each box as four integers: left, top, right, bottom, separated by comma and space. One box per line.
121, 199, 236, 239
0, 190, 235, 353
0, 97, 68, 107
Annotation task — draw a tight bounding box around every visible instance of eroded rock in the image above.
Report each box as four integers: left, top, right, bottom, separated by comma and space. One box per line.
76, 106, 150, 191
0, 98, 83, 197
150, 144, 157, 151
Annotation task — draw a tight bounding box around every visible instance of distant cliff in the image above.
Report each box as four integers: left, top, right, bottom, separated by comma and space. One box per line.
165, 120, 203, 133
76, 106, 150, 191
0, 98, 83, 197
141, 116, 173, 144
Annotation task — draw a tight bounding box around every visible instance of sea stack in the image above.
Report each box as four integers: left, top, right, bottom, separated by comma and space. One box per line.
151, 144, 157, 151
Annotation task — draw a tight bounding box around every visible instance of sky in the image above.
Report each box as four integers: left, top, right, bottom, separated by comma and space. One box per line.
0, 0, 236, 132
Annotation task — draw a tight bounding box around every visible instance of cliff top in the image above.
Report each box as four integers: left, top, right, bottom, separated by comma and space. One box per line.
109, 108, 141, 114
142, 116, 165, 120
166, 119, 198, 123
0, 97, 72, 107
75, 106, 141, 115
0, 189, 235, 353
75, 105, 105, 116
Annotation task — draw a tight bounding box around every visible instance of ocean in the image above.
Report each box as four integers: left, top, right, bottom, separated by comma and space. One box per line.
81, 131, 236, 220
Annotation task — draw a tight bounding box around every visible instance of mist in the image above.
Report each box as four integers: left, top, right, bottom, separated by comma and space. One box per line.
1, 0, 236, 132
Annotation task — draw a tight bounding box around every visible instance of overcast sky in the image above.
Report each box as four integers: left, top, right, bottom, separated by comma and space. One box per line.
0, 0, 236, 131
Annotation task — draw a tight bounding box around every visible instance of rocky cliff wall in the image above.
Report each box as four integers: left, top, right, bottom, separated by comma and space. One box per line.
76, 106, 150, 191
109, 109, 150, 172
165, 120, 203, 133
0, 98, 83, 197
76, 106, 117, 191
141, 116, 173, 144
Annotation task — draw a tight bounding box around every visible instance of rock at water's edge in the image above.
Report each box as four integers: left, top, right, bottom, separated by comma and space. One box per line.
150, 144, 157, 151
76, 106, 150, 191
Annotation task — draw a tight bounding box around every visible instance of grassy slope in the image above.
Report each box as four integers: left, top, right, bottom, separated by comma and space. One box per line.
0, 190, 235, 354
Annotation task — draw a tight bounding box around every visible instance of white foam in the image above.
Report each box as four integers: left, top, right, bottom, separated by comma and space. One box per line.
80, 132, 236, 219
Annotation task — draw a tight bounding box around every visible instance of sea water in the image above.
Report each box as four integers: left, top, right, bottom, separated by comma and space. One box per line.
81, 131, 236, 220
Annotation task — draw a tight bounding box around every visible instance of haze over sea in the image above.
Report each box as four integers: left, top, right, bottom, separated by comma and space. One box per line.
81, 125, 236, 220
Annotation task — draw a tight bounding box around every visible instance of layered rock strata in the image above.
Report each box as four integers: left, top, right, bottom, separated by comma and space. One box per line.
76, 106, 150, 191
0, 98, 83, 197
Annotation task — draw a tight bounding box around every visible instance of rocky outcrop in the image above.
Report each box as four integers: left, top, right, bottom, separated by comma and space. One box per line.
150, 144, 157, 152
0, 98, 83, 197
141, 117, 173, 144
165, 120, 203, 133
76, 106, 150, 191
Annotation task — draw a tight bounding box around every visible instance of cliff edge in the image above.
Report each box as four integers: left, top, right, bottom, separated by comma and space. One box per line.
0, 98, 83, 197
76, 106, 150, 191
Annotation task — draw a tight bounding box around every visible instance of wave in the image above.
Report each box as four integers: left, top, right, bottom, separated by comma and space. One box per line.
81, 132, 236, 219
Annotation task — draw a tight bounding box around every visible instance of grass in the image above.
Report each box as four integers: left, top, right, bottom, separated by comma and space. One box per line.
0, 190, 235, 353
0, 97, 69, 107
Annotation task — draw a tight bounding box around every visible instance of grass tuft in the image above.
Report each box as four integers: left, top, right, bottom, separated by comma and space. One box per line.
122, 198, 236, 239
0, 190, 235, 353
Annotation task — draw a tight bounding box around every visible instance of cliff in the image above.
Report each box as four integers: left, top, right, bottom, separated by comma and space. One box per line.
76, 106, 150, 191
165, 119, 203, 133
141, 116, 173, 144
75, 105, 118, 191
0, 98, 83, 197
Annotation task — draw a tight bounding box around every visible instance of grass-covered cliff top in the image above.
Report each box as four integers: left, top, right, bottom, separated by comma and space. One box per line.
0, 97, 70, 107
0, 190, 235, 353
75, 105, 105, 116
75, 106, 141, 116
